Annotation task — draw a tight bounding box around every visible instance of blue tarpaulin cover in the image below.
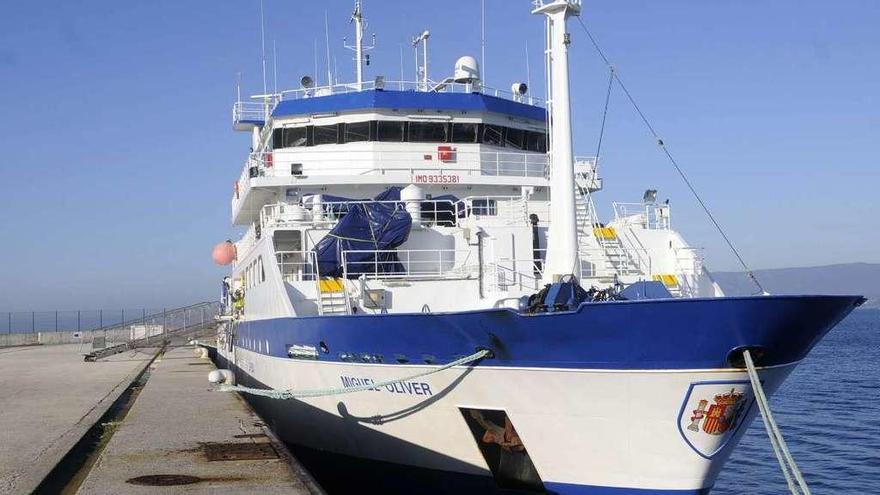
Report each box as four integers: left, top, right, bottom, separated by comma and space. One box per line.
313, 189, 412, 278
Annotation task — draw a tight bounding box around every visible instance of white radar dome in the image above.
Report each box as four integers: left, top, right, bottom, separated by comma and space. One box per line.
454, 56, 481, 84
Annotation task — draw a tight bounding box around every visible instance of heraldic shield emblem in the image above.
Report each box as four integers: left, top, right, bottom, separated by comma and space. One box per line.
677, 380, 755, 459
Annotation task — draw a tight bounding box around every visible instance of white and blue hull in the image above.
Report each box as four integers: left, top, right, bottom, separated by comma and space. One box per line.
214, 295, 862, 494
219, 347, 790, 494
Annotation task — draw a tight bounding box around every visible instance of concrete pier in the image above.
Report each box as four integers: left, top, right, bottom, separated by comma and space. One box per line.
0, 344, 158, 494
76, 346, 319, 494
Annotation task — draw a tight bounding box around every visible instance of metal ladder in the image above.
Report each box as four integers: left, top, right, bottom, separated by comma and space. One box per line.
574, 184, 641, 278
316, 278, 350, 315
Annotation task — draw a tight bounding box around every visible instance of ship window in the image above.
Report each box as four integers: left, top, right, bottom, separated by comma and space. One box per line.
408, 121, 449, 143
481, 124, 504, 146
525, 131, 548, 153
258, 256, 265, 283
273, 127, 309, 149
451, 123, 478, 143
377, 121, 405, 142
504, 127, 526, 150
344, 121, 371, 143
312, 124, 339, 146
472, 199, 497, 216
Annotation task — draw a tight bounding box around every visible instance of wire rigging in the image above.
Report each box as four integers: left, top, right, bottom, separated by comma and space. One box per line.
593, 67, 614, 173
575, 17, 765, 295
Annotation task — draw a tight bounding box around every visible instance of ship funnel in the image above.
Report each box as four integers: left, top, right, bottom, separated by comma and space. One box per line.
454, 56, 481, 84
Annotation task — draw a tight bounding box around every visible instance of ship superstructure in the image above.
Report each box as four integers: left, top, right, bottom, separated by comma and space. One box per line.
214, 2, 863, 493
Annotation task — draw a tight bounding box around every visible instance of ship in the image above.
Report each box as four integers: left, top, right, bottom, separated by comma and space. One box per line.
211, 1, 864, 493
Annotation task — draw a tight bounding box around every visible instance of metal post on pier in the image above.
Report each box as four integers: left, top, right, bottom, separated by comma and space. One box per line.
6, 312, 10, 335
32, 312, 35, 333
99, 309, 103, 329
55, 311, 58, 332
77, 311, 81, 332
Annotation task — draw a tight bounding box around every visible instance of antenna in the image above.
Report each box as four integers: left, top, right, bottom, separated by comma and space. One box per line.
481, 0, 486, 86
343, 1, 376, 90
324, 11, 332, 90
272, 39, 278, 96
411, 30, 430, 91
259, 0, 267, 96
399, 44, 405, 90
525, 41, 531, 103
314, 39, 319, 85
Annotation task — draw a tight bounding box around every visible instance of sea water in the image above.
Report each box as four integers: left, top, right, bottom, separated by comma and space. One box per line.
714, 309, 880, 494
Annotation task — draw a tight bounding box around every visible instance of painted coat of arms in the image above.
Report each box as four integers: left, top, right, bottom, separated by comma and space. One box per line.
678, 380, 754, 458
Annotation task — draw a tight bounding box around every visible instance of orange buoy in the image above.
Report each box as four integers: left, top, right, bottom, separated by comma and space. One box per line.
212, 241, 237, 265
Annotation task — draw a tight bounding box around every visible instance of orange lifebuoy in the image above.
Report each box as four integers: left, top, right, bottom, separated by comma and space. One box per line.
234, 180, 240, 199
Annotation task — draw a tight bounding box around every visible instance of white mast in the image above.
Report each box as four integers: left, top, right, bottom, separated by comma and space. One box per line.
353, 1, 365, 88
412, 30, 430, 91
344, 1, 376, 90
533, 0, 581, 281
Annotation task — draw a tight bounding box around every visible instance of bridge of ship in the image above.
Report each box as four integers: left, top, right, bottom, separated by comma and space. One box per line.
228, 84, 603, 225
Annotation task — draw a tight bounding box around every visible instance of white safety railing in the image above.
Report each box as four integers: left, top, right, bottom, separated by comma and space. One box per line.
234, 80, 546, 128
232, 101, 268, 126
488, 259, 544, 292
271, 80, 545, 106
612, 202, 671, 230
260, 195, 528, 231
276, 251, 318, 283
341, 249, 476, 280
672, 246, 705, 298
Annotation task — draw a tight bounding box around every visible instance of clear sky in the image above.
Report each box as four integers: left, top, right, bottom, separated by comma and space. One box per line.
1, 0, 877, 310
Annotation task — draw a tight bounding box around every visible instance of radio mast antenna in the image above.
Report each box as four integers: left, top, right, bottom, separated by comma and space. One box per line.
343, 1, 376, 90
481, 0, 486, 86
259, 0, 267, 96
324, 11, 333, 89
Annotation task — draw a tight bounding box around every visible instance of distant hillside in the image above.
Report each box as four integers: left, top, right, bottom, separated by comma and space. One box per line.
712, 263, 880, 308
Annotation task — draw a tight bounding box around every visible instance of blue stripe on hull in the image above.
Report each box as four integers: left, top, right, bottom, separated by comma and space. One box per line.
235, 295, 862, 370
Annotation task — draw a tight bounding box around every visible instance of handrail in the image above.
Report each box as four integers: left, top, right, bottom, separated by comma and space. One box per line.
341, 249, 474, 280
260, 195, 527, 232
262, 80, 546, 107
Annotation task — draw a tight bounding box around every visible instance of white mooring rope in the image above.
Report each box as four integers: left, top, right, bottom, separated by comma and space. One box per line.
218, 349, 490, 400
743, 349, 811, 495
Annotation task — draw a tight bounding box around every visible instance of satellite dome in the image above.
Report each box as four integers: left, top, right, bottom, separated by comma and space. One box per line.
454, 56, 481, 84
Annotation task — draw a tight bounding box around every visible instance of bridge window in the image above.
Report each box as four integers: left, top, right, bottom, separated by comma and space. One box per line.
377, 121, 406, 142
344, 121, 371, 143
313, 124, 340, 146
451, 123, 478, 143
408, 121, 449, 143
525, 130, 548, 153
482, 124, 504, 146
504, 127, 526, 150
273, 127, 309, 149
